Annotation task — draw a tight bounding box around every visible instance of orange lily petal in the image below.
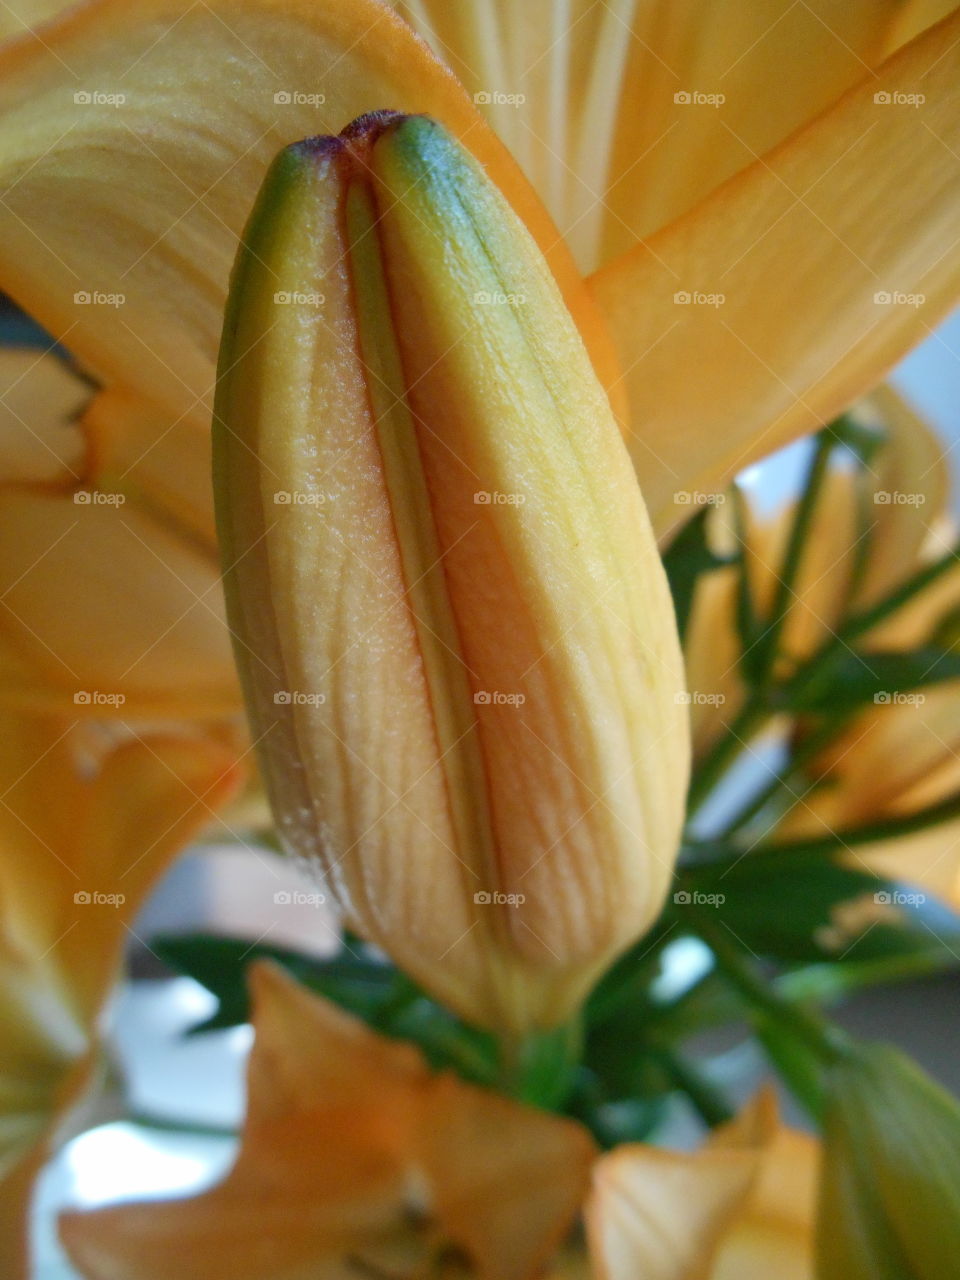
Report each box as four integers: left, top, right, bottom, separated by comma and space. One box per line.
588, 1092, 818, 1280
0, 709, 244, 1275
62, 962, 596, 1280
0, 0, 620, 427
852, 385, 951, 607
0, 486, 239, 719
394, 1, 956, 268
591, 9, 960, 539
0, 346, 91, 488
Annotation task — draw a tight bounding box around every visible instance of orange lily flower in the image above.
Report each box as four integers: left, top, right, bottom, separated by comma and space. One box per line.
60, 965, 818, 1280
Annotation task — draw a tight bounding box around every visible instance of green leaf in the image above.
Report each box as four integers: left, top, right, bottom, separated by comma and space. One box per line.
662, 505, 731, 642
152, 933, 396, 1031
683, 858, 893, 964
785, 646, 960, 713
152, 932, 500, 1086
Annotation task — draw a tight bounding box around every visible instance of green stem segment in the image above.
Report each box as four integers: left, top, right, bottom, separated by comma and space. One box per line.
755, 429, 836, 690
650, 1043, 735, 1127
690, 908, 849, 1118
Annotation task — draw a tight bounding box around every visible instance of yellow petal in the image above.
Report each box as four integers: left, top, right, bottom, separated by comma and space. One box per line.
0, 346, 92, 488
83, 387, 218, 550
0, 710, 244, 1275
852, 385, 951, 608
746, 467, 863, 667
62, 962, 596, 1280
588, 1092, 818, 1280
392, 1, 953, 269
587, 1144, 759, 1280
0, 0, 79, 44
0, 485, 239, 720
215, 114, 688, 1033
592, 9, 960, 539
0, 0, 620, 431
782, 677, 960, 907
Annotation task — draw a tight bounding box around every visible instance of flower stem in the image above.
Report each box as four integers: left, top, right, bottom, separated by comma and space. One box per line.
649, 1042, 735, 1128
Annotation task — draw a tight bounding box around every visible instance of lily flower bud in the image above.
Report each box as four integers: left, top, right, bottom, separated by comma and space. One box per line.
214, 112, 689, 1034
819, 1044, 960, 1278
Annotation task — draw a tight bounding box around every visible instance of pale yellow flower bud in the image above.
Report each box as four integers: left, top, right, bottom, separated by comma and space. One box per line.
214, 113, 689, 1033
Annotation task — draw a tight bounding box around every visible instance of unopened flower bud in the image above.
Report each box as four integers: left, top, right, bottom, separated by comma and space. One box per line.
214, 112, 689, 1033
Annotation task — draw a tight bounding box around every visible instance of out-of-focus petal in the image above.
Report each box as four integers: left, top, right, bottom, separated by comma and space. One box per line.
588, 1092, 817, 1280
62, 962, 596, 1280
0, 710, 244, 1274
